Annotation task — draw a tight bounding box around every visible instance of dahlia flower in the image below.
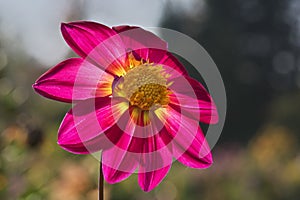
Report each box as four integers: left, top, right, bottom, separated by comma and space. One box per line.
33, 21, 218, 191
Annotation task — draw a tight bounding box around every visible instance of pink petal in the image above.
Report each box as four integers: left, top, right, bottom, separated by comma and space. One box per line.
61, 21, 127, 76
104, 106, 174, 174
156, 106, 212, 168
102, 150, 138, 184
158, 52, 189, 78
113, 26, 188, 77
101, 106, 173, 154
119, 107, 174, 154
102, 165, 136, 184
138, 165, 171, 192
57, 97, 127, 154
136, 119, 173, 191
102, 113, 139, 180
169, 75, 219, 124
101, 115, 140, 183
176, 127, 213, 168
100, 107, 173, 190
33, 58, 113, 103
113, 25, 167, 63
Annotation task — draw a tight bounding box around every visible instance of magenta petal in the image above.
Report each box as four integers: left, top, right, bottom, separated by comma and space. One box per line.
102, 149, 138, 183
113, 25, 168, 63
102, 165, 135, 184
33, 58, 113, 103
157, 106, 212, 168
61, 21, 126, 75
57, 97, 126, 154
113, 26, 188, 77
102, 114, 138, 182
101, 108, 173, 188
176, 128, 213, 168
159, 52, 189, 78
112, 25, 167, 51
169, 75, 219, 124
137, 125, 173, 191
138, 165, 171, 192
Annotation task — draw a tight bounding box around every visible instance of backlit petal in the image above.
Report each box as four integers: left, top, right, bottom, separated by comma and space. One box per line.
61, 21, 127, 76
169, 75, 218, 124
135, 111, 173, 191
158, 52, 189, 78
176, 127, 213, 168
113, 26, 168, 74
33, 58, 113, 103
156, 106, 212, 168
101, 112, 142, 183
138, 165, 171, 192
102, 150, 138, 184
113, 25, 167, 63
57, 97, 128, 154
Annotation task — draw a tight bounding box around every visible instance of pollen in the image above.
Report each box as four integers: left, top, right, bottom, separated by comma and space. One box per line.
116, 62, 172, 110
129, 83, 170, 110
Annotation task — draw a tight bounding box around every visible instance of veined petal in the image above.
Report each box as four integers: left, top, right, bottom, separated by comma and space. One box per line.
156, 106, 212, 169
61, 21, 127, 76
112, 25, 167, 64
57, 97, 128, 154
99, 106, 173, 154
169, 75, 218, 124
135, 110, 173, 191
121, 107, 174, 154
158, 52, 188, 78
113, 25, 188, 77
138, 165, 171, 192
176, 127, 213, 168
113, 25, 167, 50
102, 115, 139, 183
33, 58, 113, 103
102, 150, 138, 184
100, 106, 173, 189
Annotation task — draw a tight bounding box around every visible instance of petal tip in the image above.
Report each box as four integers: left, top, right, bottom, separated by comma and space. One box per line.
60, 22, 74, 36
61, 22, 70, 28
32, 82, 38, 90
102, 165, 134, 184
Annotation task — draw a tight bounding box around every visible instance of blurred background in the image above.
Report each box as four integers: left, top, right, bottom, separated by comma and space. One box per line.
1, 0, 300, 199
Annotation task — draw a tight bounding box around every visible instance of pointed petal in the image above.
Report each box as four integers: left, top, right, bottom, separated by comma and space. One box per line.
61, 21, 126, 76
112, 25, 167, 63
138, 165, 171, 192
33, 58, 113, 103
135, 113, 173, 191
123, 107, 174, 154
176, 128, 213, 168
57, 97, 128, 154
102, 113, 138, 183
101, 106, 173, 190
156, 106, 213, 168
159, 52, 189, 78
113, 25, 189, 78
169, 75, 218, 124
102, 149, 138, 183
102, 165, 136, 184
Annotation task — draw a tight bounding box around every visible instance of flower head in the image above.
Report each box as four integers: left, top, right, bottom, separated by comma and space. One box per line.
33, 21, 218, 191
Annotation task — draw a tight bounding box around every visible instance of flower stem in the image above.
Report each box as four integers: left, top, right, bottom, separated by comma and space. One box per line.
99, 157, 104, 200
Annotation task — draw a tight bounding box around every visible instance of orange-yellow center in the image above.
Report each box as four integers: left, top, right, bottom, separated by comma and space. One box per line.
129, 83, 169, 110
114, 59, 171, 110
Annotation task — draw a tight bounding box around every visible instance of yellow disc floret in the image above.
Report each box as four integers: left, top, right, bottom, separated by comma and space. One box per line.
129, 83, 170, 110
114, 58, 172, 110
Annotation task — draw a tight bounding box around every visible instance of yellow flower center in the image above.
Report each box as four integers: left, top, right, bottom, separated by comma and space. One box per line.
114, 54, 171, 110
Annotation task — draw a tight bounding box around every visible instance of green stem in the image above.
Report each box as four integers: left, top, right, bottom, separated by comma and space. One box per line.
99, 157, 104, 200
